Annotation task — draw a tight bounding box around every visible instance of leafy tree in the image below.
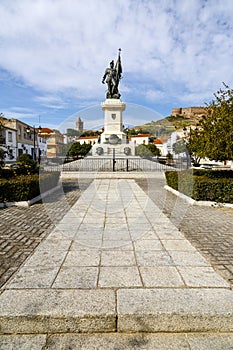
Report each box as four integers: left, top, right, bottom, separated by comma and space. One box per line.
68, 142, 92, 159
146, 143, 161, 156
136, 144, 152, 158
187, 129, 206, 166
166, 152, 174, 165
173, 139, 186, 155
17, 154, 38, 174
79, 143, 92, 157
136, 144, 161, 158
197, 83, 233, 161
166, 152, 173, 160
81, 130, 100, 137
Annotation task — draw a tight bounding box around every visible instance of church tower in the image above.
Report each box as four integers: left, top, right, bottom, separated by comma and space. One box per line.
76, 117, 83, 132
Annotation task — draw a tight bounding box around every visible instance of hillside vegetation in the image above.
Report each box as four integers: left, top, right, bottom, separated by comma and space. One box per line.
132, 114, 201, 138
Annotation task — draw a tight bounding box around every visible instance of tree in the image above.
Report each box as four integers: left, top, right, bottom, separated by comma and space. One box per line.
136, 144, 161, 158
136, 144, 152, 158
17, 154, 38, 174
173, 137, 202, 166
187, 129, 205, 166
197, 83, 233, 161
146, 144, 161, 156
68, 142, 92, 159
173, 139, 186, 155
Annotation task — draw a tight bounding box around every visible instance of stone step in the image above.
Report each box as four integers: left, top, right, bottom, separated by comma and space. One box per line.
0, 289, 116, 334
0, 288, 233, 334
117, 288, 233, 333
1, 332, 233, 349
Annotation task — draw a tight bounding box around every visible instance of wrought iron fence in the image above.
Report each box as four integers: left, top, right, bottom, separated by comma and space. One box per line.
43, 156, 189, 173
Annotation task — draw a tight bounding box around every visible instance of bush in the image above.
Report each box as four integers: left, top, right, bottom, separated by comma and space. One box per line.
193, 169, 233, 179
165, 171, 178, 190
165, 170, 233, 203
192, 177, 233, 203
0, 168, 15, 179
0, 172, 60, 203
136, 144, 152, 159
16, 154, 39, 175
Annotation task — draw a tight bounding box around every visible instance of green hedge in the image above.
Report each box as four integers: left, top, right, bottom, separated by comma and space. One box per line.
0, 172, 60, 203
0, 168, 15, 179
165, 170, 233, 203
192, 177, 233, 203
193, 169, 233, 179
165, 171, 178, 190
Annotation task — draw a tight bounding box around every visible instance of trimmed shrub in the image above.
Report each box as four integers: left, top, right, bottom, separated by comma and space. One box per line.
193, 169, 233, 179
165, 170, 233, 204
165, 171, 178, 190
0, 168, 15, 179
0, 172, 60, 203
192, 177, 233, 203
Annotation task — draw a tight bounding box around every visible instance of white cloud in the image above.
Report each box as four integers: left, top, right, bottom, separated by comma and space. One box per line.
2, 110, 36, 120
0, 0, 232, 113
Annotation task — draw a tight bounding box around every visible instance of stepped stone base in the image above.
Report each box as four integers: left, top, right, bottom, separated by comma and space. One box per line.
1, 333, 233, 349
0, 288, 233, 334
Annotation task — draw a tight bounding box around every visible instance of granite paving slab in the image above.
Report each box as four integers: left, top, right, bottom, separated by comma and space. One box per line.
1, 333, 233, 350
0, 178, 232, 335
117, 288, 233, 332
0, 289, 116, 333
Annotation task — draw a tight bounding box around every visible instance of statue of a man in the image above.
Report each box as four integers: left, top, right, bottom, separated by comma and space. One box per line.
102, 49, 122, 99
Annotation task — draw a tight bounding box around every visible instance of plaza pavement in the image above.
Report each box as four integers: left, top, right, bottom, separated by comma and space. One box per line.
0, 174, 233, 349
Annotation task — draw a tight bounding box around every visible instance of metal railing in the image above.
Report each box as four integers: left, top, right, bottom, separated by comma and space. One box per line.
43, 156, 189, 173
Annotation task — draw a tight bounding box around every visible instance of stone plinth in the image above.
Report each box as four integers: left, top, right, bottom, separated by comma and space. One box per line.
100, 99, 126, 144
91, 98, 135, 156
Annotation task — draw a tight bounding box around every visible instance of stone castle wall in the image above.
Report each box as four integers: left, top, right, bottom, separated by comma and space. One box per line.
172, 107, 207, 119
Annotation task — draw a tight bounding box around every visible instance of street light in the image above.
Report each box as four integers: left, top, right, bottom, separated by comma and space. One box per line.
26, 125, 42, 161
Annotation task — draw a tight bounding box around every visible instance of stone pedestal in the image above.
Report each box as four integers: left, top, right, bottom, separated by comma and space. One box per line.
100, 99, 127, 144
92, 98, 135, 156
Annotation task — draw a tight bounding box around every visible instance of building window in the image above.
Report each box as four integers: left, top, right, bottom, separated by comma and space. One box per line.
8, 131, 13, 142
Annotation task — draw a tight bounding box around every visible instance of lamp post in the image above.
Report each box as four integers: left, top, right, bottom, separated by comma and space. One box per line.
182, 126, 191, 168
26, 125, 42, 161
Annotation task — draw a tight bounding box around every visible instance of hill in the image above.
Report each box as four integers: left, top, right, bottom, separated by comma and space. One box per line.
132, 114, 202, 138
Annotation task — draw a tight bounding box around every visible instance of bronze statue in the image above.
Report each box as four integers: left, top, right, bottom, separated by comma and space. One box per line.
102, 48, 122, 99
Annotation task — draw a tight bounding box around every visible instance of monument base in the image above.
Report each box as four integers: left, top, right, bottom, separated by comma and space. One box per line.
91, 143, 135, 157
92, 98, 135, 156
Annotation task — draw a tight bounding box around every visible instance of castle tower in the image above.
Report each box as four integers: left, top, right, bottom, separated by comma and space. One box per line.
76, 117, 83, 132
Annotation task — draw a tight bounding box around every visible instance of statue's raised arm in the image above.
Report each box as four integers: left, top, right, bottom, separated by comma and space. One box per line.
102, 49, 122, 99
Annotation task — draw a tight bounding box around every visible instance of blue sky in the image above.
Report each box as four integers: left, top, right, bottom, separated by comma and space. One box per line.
0, 0, 233, 131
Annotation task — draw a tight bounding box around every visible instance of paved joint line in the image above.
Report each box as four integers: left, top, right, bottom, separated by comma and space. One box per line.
50, 242, 73, 288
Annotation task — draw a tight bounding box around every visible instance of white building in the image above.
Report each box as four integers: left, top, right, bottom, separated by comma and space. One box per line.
0, 124, 17, 162
130, 134, 150, 145
3, 118, 46, 161
77, 135, 99, 145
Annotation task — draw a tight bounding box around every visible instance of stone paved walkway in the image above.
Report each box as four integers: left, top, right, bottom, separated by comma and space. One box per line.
136, 178, 233, 286
0, 179, 233, 350
0, 176, 233, 349
0, 180, 92, 288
